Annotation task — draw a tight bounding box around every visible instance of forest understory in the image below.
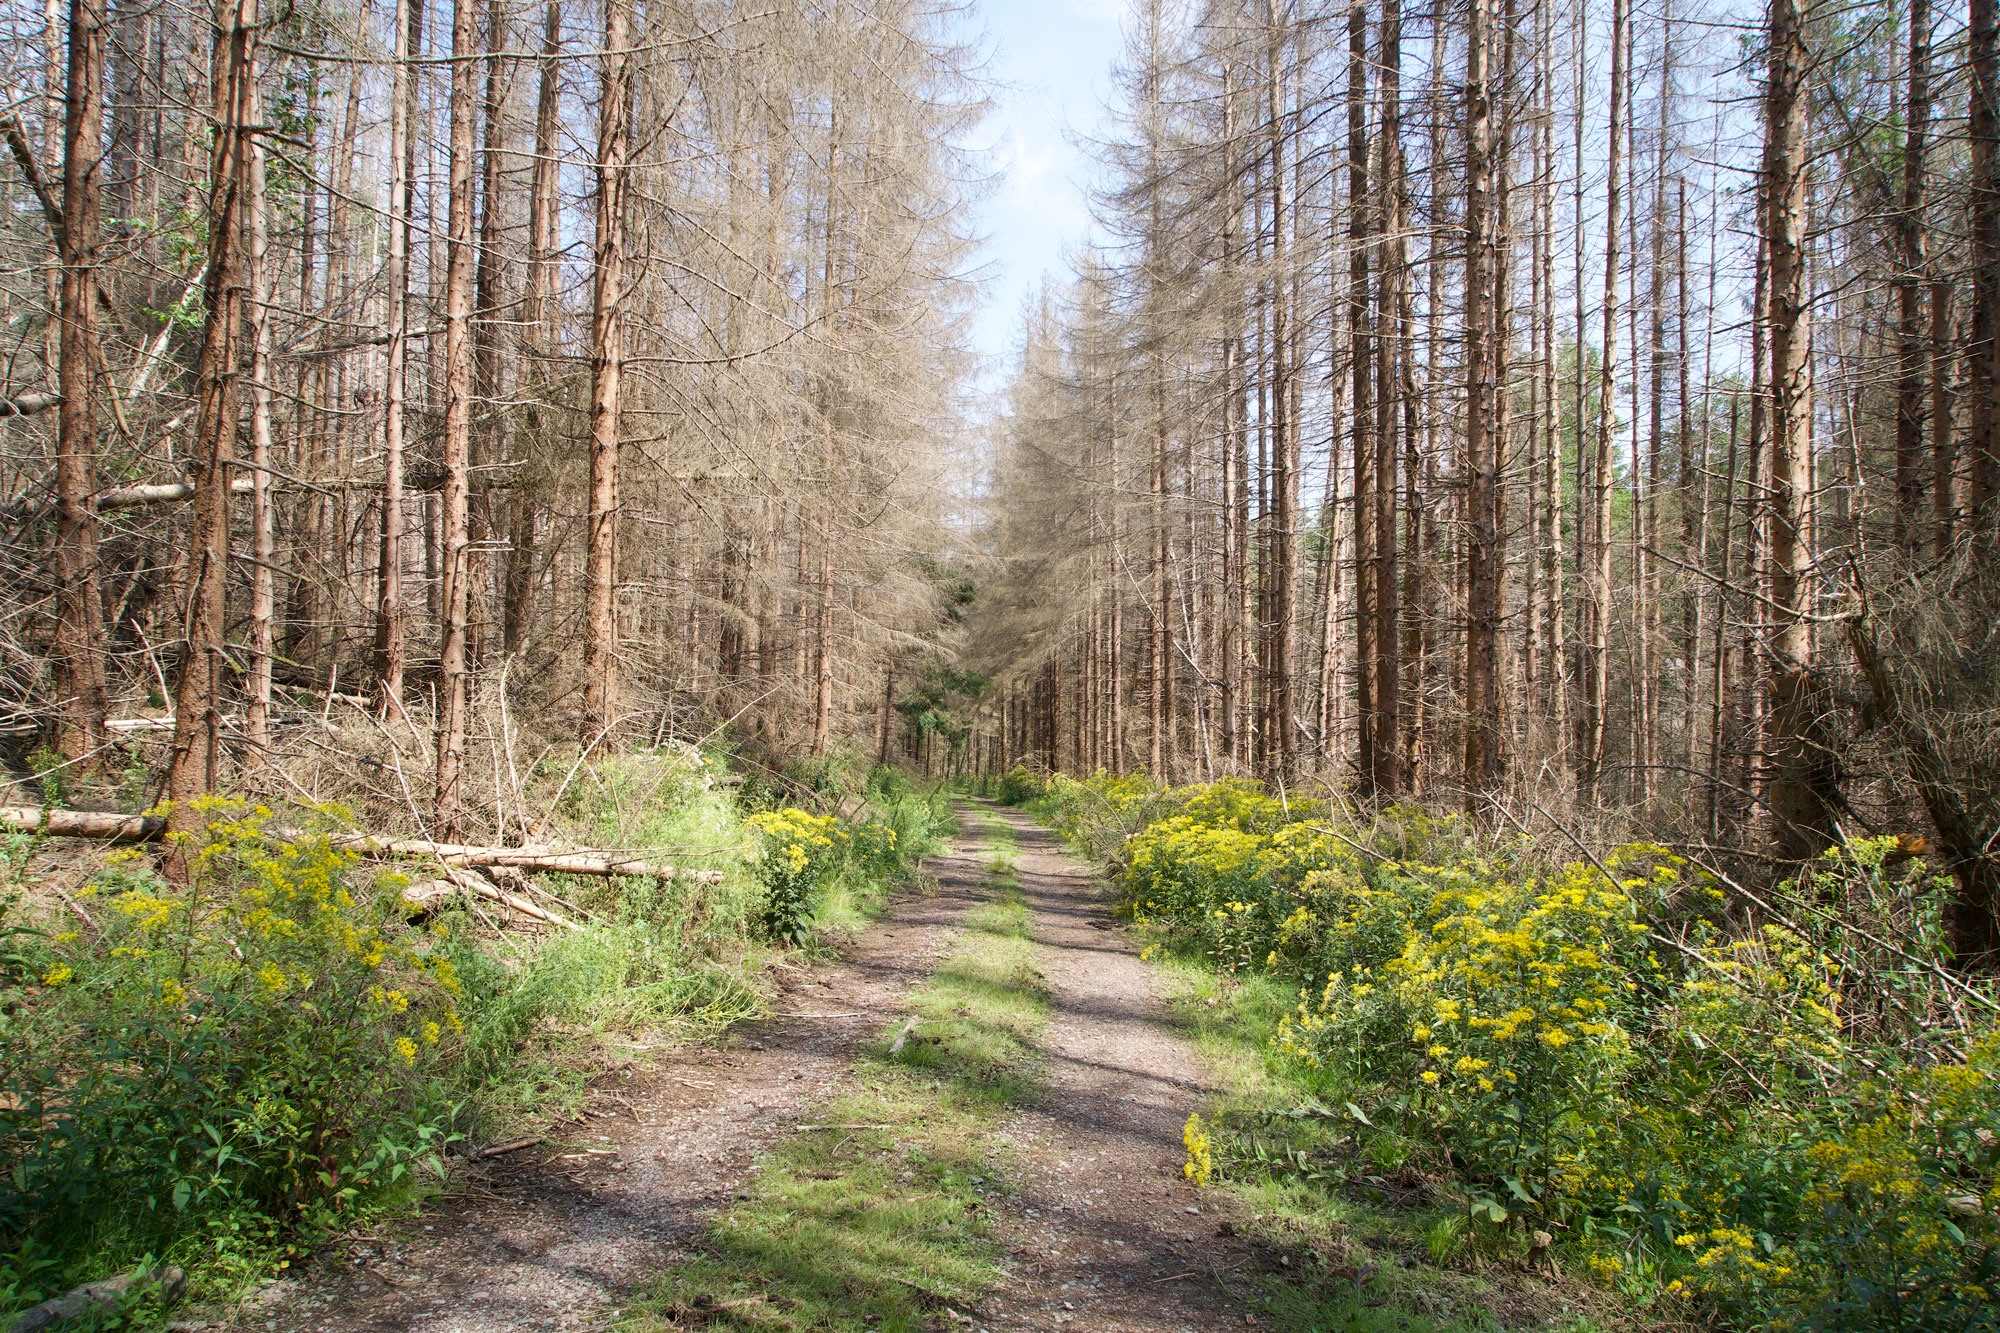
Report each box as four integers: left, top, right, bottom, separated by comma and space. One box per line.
5, 0, 2000, 1321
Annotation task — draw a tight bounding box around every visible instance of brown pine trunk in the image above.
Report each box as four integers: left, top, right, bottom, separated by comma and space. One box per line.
433, 0, 479, 840
1763, 0, 1839, 860
582, 0, 633, 744
375, 0, 414, 715
1971, 0, 1998, 529
1896, 0, 1932, 552
504, 3, 560, 656
1583, 0, 1625, 794
1462, 0, 1502, 794
1265, 0, 1298, 782
165, 0, 257, 828
52, 0, 110, 764
1348, 0, 1376, 794
244, 58, 275, 766
1373, 0, 1403, 796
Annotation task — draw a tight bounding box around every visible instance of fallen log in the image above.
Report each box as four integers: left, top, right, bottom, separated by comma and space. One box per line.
0, 807, 162, 842
0, 807, 727, 883
339, 834, 726, 882
403, 866, 576, 930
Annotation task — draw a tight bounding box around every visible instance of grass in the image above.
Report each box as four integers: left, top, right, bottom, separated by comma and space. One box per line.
1150, 955, 1630, 1333
623, 807, 1048, 1332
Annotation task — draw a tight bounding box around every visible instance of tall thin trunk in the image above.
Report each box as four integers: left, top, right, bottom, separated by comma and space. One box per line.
375, 0, 414, 714
52, 0, 110, 763
505, 3, 559, 654
1462, 0, 1503, 793
1582, 0, 1626, 794
1373, 0, 1403, 796
582, 0, 633, 743
1348, 0, 1376, 793
165, 0, 257, 824
1895, 0, 1932, 552
434, 0, 478, 838
1971, 0, 1998, 528
1763, 0, 1838, 860
244, 57, 275, 765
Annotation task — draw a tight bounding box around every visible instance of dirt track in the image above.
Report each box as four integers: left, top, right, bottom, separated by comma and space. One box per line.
234, 804, 1269, 1333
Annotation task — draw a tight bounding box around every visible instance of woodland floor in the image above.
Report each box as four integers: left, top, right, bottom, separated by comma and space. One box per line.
203, 805, 1292, 1333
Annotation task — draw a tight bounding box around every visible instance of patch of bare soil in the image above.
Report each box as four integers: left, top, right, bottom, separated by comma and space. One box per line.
973, 804, 1269, 1333
219, 822, 1000, 1333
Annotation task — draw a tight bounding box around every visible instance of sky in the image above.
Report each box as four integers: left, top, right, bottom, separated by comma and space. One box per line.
951, 0, 1131, 396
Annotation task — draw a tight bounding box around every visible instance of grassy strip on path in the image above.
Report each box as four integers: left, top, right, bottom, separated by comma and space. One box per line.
624, 809, 1045, 1333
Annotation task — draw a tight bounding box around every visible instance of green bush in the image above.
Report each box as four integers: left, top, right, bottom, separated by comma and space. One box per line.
1037, 771, 2000, 1331
1, 800, 461, 1294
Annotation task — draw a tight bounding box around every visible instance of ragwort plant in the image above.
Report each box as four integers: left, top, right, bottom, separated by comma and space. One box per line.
1001, 771, 2000, 1332
0, 799, 462, 1300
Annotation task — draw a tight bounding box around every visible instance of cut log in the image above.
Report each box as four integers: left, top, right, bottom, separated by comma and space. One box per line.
0, 807, 163, 841
0, 807, 724, 883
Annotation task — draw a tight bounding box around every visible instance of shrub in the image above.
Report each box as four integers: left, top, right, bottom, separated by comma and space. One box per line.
0, 800, 461, 1293
1036, 773, 2000, 1331
744, 808, 850, 946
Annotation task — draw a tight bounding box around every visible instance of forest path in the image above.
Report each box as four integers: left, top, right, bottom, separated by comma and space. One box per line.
232, 818, 1001, 1333
975, 802, 1269, 1332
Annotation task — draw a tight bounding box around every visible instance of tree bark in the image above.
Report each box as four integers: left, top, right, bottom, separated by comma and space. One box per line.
434, 0, 479, 840
582, 0, 633, 744
1582, 0, 1625, 794
374, 0, 414, 715
165, 0, 257, 833
244, 57, 275, 766
1762, 0, 1840, 860
52, 0, 110, 764
1462, 0, 1503, 794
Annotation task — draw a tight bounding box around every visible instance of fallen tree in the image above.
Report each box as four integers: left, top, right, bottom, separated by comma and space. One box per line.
0, 806, 727, 884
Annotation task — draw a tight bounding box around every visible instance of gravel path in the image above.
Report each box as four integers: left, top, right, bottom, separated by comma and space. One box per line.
977, 803, 1268, 1333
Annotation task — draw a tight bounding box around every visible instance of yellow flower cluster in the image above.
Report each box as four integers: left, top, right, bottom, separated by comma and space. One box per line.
1182, 1112, 1213, 1186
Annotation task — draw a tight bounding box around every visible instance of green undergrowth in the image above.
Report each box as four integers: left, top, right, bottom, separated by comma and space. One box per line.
0, 748, 951, 1324
1159, 958, 1627, 1333
625, 809, 1046, 1332
995, 768, 2000, 1333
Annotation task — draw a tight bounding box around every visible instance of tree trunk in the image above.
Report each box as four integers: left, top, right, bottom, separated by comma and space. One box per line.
1462, 0, 1503, 794
165, 0, 257, 833
582, 0, 633, 744
52, 0, 110, 764
1583, 0, 1625, 794
434, 0, 479, 840
1970, 0, 1998, 529
375, 0, 414, 715
244, 55, 275, 766
1895, 0, 1932, 553
1762, 0, 1840, 860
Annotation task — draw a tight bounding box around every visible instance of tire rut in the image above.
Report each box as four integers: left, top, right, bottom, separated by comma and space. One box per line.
977, 802, 1268, 1333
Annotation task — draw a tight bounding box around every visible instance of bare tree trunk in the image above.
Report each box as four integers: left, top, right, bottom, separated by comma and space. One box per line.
52, 0, 110, 764
375, 0, 414, 715
1971, 0, 1998, 529
1373, 0, 1404, 795
1582, 0, 1625, 795
433, 0, 478, 839
1348, 0, 1376, 794
165, 0, 257, 830
1462, 0, 1502, 794
1762, 0, 1839, 860
582, 0, 633, 744
1895, 0, 1932, 552
244, 56, 275, 766
505, 3, 559, 655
